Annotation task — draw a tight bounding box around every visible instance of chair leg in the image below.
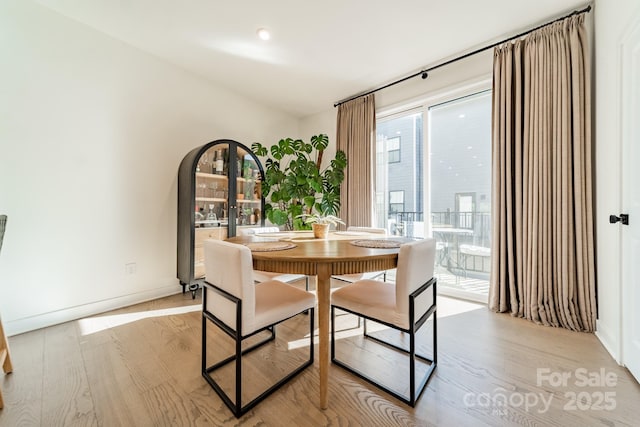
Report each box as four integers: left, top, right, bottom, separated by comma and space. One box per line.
331, 307, 437, 407
203, 308, 314, 418
0, 319, 12, 375
0, 373, 4, 409
0, 316, 13, 410
303, 277, 310, 315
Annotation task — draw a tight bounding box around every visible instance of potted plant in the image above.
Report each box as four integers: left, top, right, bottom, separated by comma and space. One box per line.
251, 134, 347, 230
297, 210, 345, 238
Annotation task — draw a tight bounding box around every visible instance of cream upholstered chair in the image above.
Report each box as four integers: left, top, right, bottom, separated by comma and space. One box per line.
332, 226, 389, 284
331, 238, 437, 407
0, 215, 13, 410
238, 227, 309, 289
201, 239, 315, 418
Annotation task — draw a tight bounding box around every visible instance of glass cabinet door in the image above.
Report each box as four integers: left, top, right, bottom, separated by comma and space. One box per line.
235, 145, 263, 234
193, 143, 230, 280
195, 144, 229, 228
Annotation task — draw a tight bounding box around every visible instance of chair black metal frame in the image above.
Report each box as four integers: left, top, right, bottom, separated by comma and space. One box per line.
331, 277, 437, 407
202, 281, 315, 418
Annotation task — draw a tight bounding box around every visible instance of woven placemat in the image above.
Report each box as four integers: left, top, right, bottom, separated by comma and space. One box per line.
350, 239, 403, 249
244, 241, 297, 252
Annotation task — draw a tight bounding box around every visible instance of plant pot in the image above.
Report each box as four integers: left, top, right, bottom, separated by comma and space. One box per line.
312, 223, 329, 239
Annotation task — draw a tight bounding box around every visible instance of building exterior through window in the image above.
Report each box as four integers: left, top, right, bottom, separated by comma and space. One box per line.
375, 88, 491, 302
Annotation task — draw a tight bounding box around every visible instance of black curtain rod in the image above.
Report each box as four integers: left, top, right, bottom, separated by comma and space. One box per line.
333, 4, 592, 107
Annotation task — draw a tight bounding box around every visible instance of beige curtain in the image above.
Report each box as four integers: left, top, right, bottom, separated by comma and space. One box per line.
490, 14, 596, 332
336, 94, 376, 227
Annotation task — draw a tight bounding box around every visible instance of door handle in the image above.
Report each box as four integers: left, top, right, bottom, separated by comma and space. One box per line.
609, 214, 629, 225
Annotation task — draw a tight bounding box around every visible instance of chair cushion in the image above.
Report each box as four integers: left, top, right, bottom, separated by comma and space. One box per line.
332, 271, 385, 283
204, 240, 256, 334
333, 225, 387, 284
253, 270, 307, 284
346, 226, 386, 234
331, 280, 402, 327
253, 280, 316, 333
237, 226, 280, 236
332, 239, 436, 330
395, 239, 435, 323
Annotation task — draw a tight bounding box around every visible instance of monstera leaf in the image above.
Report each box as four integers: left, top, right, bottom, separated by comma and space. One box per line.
252, 134, 347, 230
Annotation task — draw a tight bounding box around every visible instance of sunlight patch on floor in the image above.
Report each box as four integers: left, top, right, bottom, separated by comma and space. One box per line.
437, 295, 485, 318
78, 304, 201, 336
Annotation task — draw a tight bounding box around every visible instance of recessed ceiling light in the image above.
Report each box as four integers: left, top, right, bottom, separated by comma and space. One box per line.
459, 114, 466, 119
257, 28, 271, 41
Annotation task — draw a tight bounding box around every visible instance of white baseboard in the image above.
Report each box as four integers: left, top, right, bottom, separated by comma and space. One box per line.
595, 319, 622, 364
5, 283, 186, 337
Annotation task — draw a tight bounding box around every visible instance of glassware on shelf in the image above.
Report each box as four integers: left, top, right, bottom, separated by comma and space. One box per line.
201, 153, 209, 173
206, 204, 217, 221
197, 183, 207, 198
208, 182, 218, 198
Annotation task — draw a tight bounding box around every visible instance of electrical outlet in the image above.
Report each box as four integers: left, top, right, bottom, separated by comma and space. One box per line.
125, 262, 137, 275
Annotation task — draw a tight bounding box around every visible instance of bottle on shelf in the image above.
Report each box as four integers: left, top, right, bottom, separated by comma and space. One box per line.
215, 150, 223, 175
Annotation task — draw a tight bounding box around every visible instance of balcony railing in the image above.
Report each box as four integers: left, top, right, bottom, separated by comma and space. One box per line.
394, 211, 491, 248
393, 210, 491, 280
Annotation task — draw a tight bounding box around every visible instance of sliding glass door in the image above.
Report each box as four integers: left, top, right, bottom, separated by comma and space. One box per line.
429, 91, 492, 301
374, 87, 491, 303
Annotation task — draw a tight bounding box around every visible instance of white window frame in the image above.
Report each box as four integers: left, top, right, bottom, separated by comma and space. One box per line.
375, 75, 492, 238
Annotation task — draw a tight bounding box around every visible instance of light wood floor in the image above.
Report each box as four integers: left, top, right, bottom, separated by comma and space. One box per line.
1, 287, 639, 426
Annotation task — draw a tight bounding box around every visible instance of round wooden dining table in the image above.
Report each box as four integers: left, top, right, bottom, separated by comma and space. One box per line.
227, 231, 401, 409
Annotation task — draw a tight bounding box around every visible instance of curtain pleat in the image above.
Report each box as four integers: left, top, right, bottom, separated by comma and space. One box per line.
336, 94, 376, 227
489, 14, 596, 332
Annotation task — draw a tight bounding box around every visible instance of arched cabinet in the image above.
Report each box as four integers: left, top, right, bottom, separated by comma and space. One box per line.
177, 139, 265, 295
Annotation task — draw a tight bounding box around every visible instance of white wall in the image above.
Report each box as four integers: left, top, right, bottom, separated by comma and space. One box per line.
0, 1, 298, 335
299, 109, 338, 169
593, 0, 640, 362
